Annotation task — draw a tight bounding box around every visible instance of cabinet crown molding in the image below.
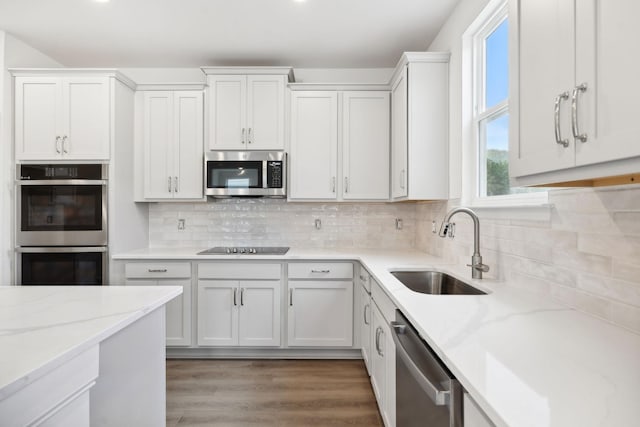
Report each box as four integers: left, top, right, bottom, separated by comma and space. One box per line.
136, 82, 207, 91
389, 51, 450, 87
200, 66, 295, 82
9, 68, 137, 90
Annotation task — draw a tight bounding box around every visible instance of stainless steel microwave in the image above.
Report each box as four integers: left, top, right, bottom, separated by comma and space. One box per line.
204, 151, 286, 198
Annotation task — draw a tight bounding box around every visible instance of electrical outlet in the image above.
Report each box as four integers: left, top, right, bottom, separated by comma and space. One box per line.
395, 218, 403, 230
314, 218, 322, 230
178, 219, 185, 230
431, 221, 437, 233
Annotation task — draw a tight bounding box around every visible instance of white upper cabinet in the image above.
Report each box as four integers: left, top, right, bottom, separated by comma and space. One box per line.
141, 89, 204, 200
15, 75, 111, 160
289, 91, 339, 200
389, 53, 449, 201
510, 0, 640, 185
289, 89, 390, 201
203, 68, 292, 150
342, 91, 390, 200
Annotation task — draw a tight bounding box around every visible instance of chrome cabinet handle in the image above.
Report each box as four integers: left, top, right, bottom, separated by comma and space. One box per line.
174, 176, 179, 193
364, 304, 370, 325
247, 128, 252, 144
147, 268, 167, 273
375, 326, 384, 356
400, 169, 406, 189
311, 269, 330, 273
289, 288, 293, 306
168, 176, 172, 193
344, 177, 349, 193
233, 288, 238, 306
571, 83, 588, 143
55, 136, 61, 153
241, 128, 246, 144
61, 135, 68, 153
331, 177, 336, 193
240, 288, 244, 306
554, 92, 570, 147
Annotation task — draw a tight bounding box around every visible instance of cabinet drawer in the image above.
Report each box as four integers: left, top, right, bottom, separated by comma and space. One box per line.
125, 262, 191, 279
198, 262, 281, 280
372, 278, 396, 323
288, 262, 353, 279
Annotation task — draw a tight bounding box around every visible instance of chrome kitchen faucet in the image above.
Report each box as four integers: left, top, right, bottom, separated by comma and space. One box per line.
438, 207, 490, 279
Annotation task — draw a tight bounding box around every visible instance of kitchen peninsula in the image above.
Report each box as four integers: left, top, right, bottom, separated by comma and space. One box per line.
0, 285, 181, 426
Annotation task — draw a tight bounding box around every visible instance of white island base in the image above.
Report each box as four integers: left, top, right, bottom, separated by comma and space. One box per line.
0, 286, 181, 427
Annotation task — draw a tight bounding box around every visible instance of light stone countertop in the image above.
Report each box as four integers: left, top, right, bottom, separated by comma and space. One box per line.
0, 285, 182, 401
113, 247, 640, 427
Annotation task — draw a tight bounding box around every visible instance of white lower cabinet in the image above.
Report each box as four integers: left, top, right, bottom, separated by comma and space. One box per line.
358, 266, 373, 375
124, 262, 192, 347
369, 278, 396, 427
197, 263, 281, 347
463, 392, 495, 427
287, 262, 354, 347
287, 280, 354, 347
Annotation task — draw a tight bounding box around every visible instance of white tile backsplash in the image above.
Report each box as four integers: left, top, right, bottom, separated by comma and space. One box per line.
148, 199, 416, 250
414, 184, 640, 334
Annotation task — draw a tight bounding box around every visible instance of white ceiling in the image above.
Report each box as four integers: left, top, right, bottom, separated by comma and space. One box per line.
0, 0, 460, 68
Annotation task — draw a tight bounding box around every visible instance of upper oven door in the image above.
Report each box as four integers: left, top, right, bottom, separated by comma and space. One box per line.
17, 181, 107, 246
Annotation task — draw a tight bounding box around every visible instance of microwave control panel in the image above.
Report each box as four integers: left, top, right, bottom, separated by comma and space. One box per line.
266, 161, 283, 188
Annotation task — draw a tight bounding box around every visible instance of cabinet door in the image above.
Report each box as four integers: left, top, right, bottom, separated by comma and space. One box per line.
124, 278, 192, 347
143, 91, 174, 199
246, 75, 285, 150
14, 77, 62, 160
208, 75, 246, 149
510, 0, 576, 177
197, 280, 239, 346
371, 302, 395, 427
238, 281, 281, 347
62, 77, 110, 160
370, 302, 386, 415
287, 280, 353, 347
289, 91, 339, 200
173, 91, 204, 199
574, 0, 640, 166
391, 68, 408, 199
360, 285, 372, 375
342, 91, 390, 200
164, 279, 192, 346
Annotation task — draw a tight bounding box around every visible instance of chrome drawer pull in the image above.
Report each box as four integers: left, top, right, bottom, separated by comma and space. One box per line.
311, 269, 330, 273
147, 269, 167, 273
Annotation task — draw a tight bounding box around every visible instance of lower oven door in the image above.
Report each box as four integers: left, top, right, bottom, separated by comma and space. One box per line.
17, 247, 107, 285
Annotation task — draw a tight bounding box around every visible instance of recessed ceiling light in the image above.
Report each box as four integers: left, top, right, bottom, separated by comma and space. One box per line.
293, 0, 307, 3
94, 0, 110, 3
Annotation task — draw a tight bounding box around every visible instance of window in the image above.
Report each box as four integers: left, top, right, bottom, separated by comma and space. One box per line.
464, 0, 546, 207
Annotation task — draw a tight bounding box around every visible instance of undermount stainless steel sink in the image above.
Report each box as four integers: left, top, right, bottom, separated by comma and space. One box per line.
390, 271, 487, 295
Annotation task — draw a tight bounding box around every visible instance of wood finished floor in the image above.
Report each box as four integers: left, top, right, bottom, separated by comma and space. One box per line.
166, 359, 384, 427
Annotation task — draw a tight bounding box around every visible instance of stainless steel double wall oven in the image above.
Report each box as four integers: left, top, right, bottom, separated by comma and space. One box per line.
16, 164, 108, 285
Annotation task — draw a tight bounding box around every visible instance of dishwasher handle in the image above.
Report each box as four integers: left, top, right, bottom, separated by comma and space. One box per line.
390, 321, 450, 407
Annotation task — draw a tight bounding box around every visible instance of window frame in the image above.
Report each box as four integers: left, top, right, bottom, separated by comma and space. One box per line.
462, 0, 548, 208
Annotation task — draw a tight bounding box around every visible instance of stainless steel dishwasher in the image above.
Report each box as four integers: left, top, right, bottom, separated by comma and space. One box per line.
391, 310, 463, 427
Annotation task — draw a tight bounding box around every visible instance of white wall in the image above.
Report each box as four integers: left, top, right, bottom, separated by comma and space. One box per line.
0, 32, 62, 285
427, 0, 491, 199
